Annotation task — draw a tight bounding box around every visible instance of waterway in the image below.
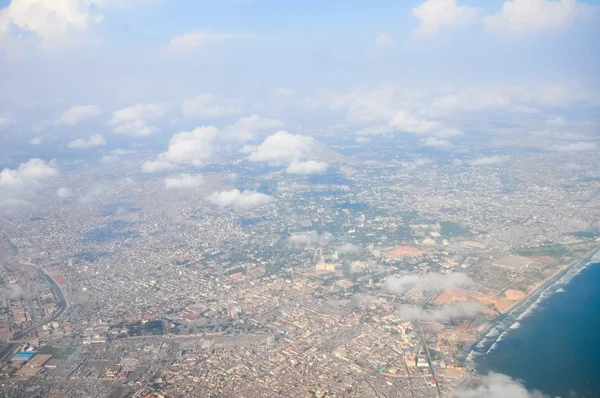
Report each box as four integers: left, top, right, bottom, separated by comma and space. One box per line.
475, 252, 600, 397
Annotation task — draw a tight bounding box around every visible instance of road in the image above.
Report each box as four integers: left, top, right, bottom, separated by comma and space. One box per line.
416, 320, 442, 398
0, 230, 68, 361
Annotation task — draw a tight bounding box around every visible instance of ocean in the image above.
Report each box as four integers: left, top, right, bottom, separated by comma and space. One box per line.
475, 256, 600, 398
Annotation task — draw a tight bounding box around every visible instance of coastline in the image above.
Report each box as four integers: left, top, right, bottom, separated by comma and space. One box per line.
464, 246, 600, 371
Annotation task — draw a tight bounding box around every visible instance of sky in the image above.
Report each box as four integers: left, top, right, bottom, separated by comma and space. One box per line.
0, 0, 599, 180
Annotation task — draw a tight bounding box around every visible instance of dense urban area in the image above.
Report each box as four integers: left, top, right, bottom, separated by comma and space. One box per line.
1, 136, 599, 397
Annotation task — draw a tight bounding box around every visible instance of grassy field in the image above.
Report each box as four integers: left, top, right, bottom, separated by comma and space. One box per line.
39, 345, 76, 358
512, 243, 569, 259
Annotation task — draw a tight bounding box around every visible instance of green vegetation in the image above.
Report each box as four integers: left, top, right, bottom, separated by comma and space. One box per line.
512, 243, 569, 259
440, 221, 472, 237
573, 230, 600, 239
39, 345, 75, 358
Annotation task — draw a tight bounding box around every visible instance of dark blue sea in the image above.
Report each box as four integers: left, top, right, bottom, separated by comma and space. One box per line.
477, 261, 600, 398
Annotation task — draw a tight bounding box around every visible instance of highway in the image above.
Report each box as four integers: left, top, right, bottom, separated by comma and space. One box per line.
0, 230, 68, 361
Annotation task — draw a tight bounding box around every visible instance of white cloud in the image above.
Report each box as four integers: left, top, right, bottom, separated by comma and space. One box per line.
57, 105, 102, 125
108, 104, 168, 137
100, 155, 121, 164
483, 0, 584, 35
546, 116, 566, 125
247, 131, 317, 164
0, 0, 94, 48
337, 243, 363, 255
0, 158, 59, 186
413, 158, 434, 166
467, 155, 510, 166
286, 160, 328, 175
390, 111, 462, 137
142, 126, 218, 172
451, 372, 548, 398
412, 0, 479, 37
164, 173, 205, 189
110, 148, 136, 156
29, 137, 42, 145
420, 137, 454, 149
181, 94, 240, 119
356, 136, 370, 144
0, 0, 157, 49
208, 189, 273, 208
375, 33, 395, 47
164, 126, 218, 166
165, 31, 250, 55
385, 272, 473, 294
222, 114, 284, 142
0, 283, 23, 299
426, 89, 512, 116
57, 187, 72, 198
0, 114, 16, 128
141, 158, 177, 173
326, 87, 462, 138
68, 134, 106, 149
288, 231, 331, 246
552, 141, 597, 152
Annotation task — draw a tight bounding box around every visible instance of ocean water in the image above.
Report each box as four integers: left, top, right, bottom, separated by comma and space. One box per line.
477, 261, 600, 398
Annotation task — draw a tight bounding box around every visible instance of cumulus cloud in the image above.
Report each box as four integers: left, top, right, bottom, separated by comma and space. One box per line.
29, 137, 42, 145
164, 173, 205, 189
397, 302, 482, 322
181, 94, 240, 119
337, 243, 363, 255
109, 103, 168, 137
0, 0, 95, 47
451, 372, 548, 398
208, 189, 273, 209
57, 187, 72, 198
288, 231, 331, 246
327, 87, 462, 138
375, 33, 395, 47
483, 0, 585, 35
0, 158, 59, 186
57, 105, 102, 125
412, 0, 479, 37
356, 136, 370, 144
222, 115, 284, 142
552, 141, 597, 152
390, 111, 462, 138
165, 126, 217, 166
247, 131, 317, 164
385, 272, 473, 294
467, 155, 510, 166
68, 134, 106, 149
286, 160, 328, 175
141, 158, 177, 173
0, 0, 157, 49
165, 31, 250, 55
420, 137, 454, 149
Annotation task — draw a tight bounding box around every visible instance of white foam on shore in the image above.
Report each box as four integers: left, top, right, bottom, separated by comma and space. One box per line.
467, 250, 600, 369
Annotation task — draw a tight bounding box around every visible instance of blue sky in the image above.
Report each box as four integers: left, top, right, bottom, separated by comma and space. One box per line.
0, 0, 598, 162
